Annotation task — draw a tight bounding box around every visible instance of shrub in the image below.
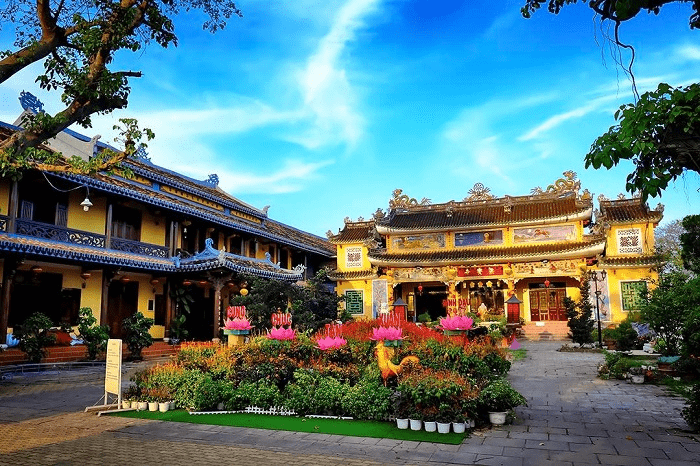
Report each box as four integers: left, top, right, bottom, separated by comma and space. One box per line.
565, 278, 595, 346
341, 369, 392, 420
77, 307, 109, 360
122, 312, 153, 360
478, 378, 527, 412
284, 369, 346, 416
682, 383, 700, 431
192, 375, 224, 411
15, 312, 56, 363
611, 319, 639, 351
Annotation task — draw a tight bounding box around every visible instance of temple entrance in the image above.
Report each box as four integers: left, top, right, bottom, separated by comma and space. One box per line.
529, 288, 567, 321
415, 286, 447, 321
107, 281, 139, 338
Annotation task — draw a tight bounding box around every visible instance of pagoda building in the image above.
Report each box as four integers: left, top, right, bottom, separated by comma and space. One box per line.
328, 172, 663, 333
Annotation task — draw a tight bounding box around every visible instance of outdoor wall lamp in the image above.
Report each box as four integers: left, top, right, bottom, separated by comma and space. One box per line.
80, 187, 93, 211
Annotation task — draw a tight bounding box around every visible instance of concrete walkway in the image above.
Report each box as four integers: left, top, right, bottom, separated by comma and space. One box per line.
0, 341, 698, 465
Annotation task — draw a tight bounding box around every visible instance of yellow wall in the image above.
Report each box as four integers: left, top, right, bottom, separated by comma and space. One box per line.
606, 223, 656, 256
140, 210, 165, 245
336, 244, 372, 271
131, 275, 165, 339
337, 280, 373, 319
67, 191, 106, 234
605, 267, 655, 323
0, 179, 10, 215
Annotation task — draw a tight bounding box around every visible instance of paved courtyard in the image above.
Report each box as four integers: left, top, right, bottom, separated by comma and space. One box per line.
1, 341, 698, 465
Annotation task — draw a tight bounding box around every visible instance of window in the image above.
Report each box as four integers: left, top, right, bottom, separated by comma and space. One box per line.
345, 247, 362, 268
111, 205, 141, 241
617, 228, 643, 254
345, 289, 364, 315
621, 281, 647, 312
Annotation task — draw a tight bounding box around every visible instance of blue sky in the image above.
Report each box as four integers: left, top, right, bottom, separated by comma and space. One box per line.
1, 1, 699, 237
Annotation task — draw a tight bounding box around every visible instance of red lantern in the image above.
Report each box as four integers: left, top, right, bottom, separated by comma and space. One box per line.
544, 279, 550, 288
417, 285, 423, 294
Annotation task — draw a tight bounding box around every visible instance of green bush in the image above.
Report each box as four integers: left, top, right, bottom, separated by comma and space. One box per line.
341, 370, 392, 420
15, 312, 56, 363
172, 369, 206, 409
478, 378, 527, 412
284, 369, 346, 416
682, 383, 700, 431
192, 375, 225, 411
611, 319, 639, 351
122, 312, 153, 360
77, 307, 109, 360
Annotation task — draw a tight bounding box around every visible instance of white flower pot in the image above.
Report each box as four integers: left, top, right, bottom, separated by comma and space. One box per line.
437, 422, 451, 434
122, 400, 132, 410
158, 402, 169, 412
488, 411, 507, 425
409, 419, 422, 431
424, 421, 437, 432
137, 401, 148, 411
452, 422, 466, 434
396, 418, 409, 429
169, 401, 176, 410
148, 401, 158, 412
630, 374, 644, 384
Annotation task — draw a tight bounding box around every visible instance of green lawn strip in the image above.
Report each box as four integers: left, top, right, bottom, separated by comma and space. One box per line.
111, 410, 467, 444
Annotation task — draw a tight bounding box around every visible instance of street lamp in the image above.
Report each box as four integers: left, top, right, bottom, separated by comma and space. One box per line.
588, 270, 607, 347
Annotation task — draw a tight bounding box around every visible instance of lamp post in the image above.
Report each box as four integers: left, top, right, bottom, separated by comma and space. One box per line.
588, 270, 607, 347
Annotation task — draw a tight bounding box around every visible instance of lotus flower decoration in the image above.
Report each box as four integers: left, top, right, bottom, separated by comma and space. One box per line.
439, 315, 474, 331
316, 336, 347, 351
224, 318, 253, 331
370, 326, 403, 341
268, 326, 295, 340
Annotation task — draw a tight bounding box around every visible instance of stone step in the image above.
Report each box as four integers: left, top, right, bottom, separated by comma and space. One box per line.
518, 322, 571, 341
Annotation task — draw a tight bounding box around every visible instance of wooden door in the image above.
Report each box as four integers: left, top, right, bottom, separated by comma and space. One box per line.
529, 289, 567, 321
107, 281, 139, 338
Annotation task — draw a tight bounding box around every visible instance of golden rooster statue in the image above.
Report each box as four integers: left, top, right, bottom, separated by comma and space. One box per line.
375, 340, 419, 384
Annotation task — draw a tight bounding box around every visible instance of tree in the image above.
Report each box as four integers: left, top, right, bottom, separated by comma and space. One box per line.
655, 218, 687, 273
565, 277, 595, 346
521, 1, 700, 200
0, 1, 241, 178
680, 214, 700, 275
585, 83, 700, 200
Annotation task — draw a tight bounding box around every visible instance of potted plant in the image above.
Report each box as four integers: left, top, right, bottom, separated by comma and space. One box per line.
452, 411, 467, 434
628, 366, 645, 384
122, 312, 154, 360
479, 378, 527, 425
436, 402, 453, 434
422, 405, 438, 432
122, 385, 139, 410
169, 314, 188, 345
76, 307, 109, 360
15, 312, 56, 363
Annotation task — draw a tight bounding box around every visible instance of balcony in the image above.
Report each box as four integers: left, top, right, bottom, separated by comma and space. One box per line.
0, 216, 169, 258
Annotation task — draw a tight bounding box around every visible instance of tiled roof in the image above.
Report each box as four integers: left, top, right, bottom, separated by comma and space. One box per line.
327, 269, 378, 281
0, 232, 303, 280
376, 194, 592, 233
329, 221, 376, 244
599, 255, 663, 268
598, 197, 663, 224
367, 235, 606, 266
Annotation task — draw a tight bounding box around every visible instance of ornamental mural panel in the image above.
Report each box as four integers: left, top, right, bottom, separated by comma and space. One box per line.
621, 281, 647, 312
513, 225, 576, 243
617, 228, 643, 254
345, 246, 363, 268
455, 230, 503, 247
372, 279, 388, 318
392, 233, 445, 250
345, 289, 364, 315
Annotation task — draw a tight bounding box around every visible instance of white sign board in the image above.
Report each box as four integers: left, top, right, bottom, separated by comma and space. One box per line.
105, 339, 122, 403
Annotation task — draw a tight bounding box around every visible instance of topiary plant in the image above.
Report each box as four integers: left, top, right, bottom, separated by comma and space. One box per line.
77, 307, 109, 360
15, 312, 56, 363
122, 312, 154, 360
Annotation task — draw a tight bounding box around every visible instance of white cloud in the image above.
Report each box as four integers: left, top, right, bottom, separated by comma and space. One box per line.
675, 44, 700, 61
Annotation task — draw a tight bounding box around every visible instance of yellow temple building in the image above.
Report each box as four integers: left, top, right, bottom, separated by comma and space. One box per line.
328, 172, 663, 337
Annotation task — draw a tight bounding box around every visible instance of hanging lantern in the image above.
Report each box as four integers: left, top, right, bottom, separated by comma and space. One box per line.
120, 276, 130, 284
544, 279, 550, 288
30, 265, 43, 274
417, 285, 423, 294
240, 288, 249, 296
182, 279, 192, 286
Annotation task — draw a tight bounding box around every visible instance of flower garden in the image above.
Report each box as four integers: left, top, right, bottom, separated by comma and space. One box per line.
126, 315, 526, 436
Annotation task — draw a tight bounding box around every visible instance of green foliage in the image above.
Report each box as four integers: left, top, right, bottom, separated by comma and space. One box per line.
682, 383, 700, 431
0, 1, 242, 176
478, 378, 527, 412
77, 307, 109, 360
191, 375, 226, 411
284, 369, 346, 416
171, 369, 207, 409
610, 318, 640, 351
341, 376, 393, 421
417, 312, 432, 323
169, 314, 188, 340
565, 279, 595, 346
15, 312, 55, 363
122, 311, 153, 360
680, 215, 700, 275
585, 83, 700, 200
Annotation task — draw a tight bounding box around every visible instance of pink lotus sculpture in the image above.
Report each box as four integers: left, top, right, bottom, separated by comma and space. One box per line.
439, 315, 474, 331
370, 326, 403, 341
268, 326, 295, 340
224, 318, 253, 331
316, 336, 347, 350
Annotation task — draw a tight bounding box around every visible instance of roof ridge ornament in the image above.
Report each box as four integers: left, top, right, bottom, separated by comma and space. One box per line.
389, 189, 431, 210
464, 183, 494, 202
203, 173, 219, 187
19, 91, 44, 114
531, 171, 580, 196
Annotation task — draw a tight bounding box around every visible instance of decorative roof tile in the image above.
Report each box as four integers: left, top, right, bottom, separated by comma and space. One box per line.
367, 235, 606, 266
597, 196, 664, 224
376, 194, 592, 233
327, 269, 378, 281
599, 255, 663, 268
329, 221, 376, 244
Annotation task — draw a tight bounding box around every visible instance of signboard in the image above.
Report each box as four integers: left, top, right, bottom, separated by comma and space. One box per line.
458, 266, 504, 277
105, 339, 122, 401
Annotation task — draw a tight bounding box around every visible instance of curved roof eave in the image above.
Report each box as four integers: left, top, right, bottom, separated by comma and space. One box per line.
375, 206, 593, 234
367, 240, 606, 268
